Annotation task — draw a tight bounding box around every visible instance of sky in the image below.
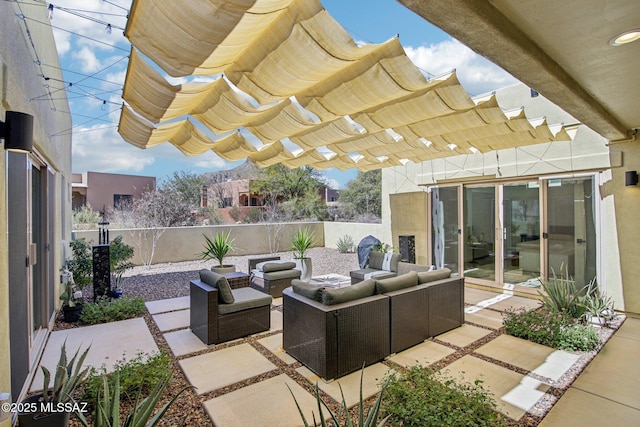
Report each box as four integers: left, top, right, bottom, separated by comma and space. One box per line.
45, 0, 518, 189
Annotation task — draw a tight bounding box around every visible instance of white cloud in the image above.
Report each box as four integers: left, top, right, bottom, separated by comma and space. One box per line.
72, 125, 155, 173
72, 47, 102, 73
404, 38, 518, 96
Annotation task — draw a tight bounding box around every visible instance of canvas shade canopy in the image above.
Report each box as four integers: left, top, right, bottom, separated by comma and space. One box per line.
119, 0, 573, 171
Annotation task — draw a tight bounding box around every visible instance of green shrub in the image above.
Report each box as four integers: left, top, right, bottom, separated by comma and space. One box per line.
79, 297, 146, 325
503, 307, 601, 351
380, 365, 504, 427
67, 238, 94, 288
82, 351, 172, 406
556, 324, 602, 351
336, 234, 355, 253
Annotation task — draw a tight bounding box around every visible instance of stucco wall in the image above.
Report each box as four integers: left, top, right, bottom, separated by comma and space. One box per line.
322, 222, 385, 250
74, 222, 326, 265
85, 172, 155, 211
1, 0, 72, 414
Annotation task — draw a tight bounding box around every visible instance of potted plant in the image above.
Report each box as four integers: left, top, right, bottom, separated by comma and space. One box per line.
201, 231, 237, 274
109, 235, 134, 298
18, 342, 90, 427
583, 278, 614, 326
59, 273, 83, 322
290, 227, 314, 281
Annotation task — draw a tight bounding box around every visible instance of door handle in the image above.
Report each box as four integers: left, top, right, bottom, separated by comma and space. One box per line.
576, 238, 586, 244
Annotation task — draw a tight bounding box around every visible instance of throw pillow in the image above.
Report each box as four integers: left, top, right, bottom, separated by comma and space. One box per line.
375, 271, 419, 293
417, 268, 452, 284
292, 279, 323, 301
199, 269, 235, 304
321, 279, 376, 305
258, 261, 296, 272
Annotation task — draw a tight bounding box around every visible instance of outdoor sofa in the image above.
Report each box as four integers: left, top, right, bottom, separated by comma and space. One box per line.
190, 269, 272, 345
283, 266, 463, 379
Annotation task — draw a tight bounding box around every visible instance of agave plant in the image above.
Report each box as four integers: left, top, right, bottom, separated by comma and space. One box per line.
41, 341, 91, 404
290, 368, 390, 427
78, 371, 188, 427
538, 265, 587, 319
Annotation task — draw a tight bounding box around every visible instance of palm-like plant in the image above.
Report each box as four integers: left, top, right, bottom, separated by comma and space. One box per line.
538, 265, 586, 319
41, 341, 91, 404
290, 228, 314, 260
201, 231, 236, 267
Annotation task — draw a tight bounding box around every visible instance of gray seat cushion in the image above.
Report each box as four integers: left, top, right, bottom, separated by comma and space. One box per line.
259, 269, 301, 280
322, 279, 376, 305
218, 287, 272, 315
199, 269, 234, 304
350, 269, 396, 281
397, 262, 432, 275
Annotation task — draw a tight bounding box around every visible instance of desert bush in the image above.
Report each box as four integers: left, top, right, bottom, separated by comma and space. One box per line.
336, 234, 355, 253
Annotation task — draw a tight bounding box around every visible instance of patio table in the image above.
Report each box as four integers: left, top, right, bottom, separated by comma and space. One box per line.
309, 274, 351, 288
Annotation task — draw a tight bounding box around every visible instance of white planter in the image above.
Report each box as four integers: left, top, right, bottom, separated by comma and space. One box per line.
211, 265, 236, 274
586, 314, 607, 326
294, 258, 312, 281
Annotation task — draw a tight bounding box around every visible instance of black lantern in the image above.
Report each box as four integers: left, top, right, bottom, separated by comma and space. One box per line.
1, 111, 34, 153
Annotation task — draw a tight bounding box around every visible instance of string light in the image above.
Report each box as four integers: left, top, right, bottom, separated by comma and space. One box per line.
106, 23, 112, 34
47, 3, 53, 19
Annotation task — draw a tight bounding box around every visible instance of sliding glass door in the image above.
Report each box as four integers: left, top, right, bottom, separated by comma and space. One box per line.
431, 187, 460, 273
463, 185, 496, 282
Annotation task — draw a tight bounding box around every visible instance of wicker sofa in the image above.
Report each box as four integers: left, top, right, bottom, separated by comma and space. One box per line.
349, 251, 402, 284
190, 270, 272, 345
249, 256, 301, 297
283, 268, 463, 379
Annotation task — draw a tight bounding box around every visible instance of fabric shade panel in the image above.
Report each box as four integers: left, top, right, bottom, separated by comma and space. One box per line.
119, 0, 574, 171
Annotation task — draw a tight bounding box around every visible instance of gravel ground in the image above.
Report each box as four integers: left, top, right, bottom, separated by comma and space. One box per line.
120, 247, 359, 302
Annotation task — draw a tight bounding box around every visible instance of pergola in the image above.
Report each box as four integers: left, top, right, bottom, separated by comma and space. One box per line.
118, 0, 572, 171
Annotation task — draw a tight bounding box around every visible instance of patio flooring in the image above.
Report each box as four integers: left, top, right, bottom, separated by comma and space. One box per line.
32, 288, 638, 425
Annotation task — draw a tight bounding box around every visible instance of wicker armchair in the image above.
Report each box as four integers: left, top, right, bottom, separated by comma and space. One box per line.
190, 279, 271, 345
282, 288, 390, 380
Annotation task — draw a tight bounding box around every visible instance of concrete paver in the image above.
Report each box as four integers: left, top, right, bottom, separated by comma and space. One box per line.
270, 309, 283, 331
145, 296, 190, 314
179, 343, 277, 395
296, 363, 392, 408
539, 388, 640, 426
436, 324, 492, 348
257, 333, 296, 364
464, 308, 505, 329
476, 335, 555, 372
31, 317, 158, 392
464, 287, 502, 305
164, 328, 208, 357
389, 340, 455, 368
204, 374, 328, 427
571, 333, 640, 410
152, 309, 190, 332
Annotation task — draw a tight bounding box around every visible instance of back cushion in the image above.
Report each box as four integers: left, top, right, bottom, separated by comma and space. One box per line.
368, 252, 401, 272
397, 262, 431, 275
257, 261, 296, 272
199, 269, 235, 304
321, 279, 376, 305
375, 271, 419, 293
417, 268, 452, 284
292, 279, 323, 301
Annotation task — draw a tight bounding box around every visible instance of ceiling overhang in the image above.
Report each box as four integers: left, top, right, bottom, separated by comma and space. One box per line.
398, 0, 639, 142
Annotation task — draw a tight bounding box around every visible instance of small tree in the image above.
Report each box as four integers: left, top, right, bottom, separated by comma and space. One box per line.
67, 238, 93, 288
228, 204, 242, 222
109, 235, 134, 290
339, 170, 382, 219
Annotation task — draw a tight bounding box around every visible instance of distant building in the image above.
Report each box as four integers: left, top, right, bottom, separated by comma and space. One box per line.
72, 172, 156, 211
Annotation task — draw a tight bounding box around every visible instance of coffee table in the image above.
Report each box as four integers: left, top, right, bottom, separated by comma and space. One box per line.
309, 274, 351, 288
